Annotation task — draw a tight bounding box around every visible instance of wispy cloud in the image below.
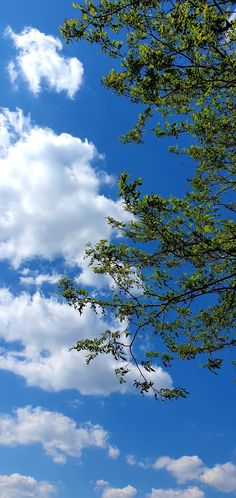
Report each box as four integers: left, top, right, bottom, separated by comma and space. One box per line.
126, 453, 150, 469
20, 271, 62, 286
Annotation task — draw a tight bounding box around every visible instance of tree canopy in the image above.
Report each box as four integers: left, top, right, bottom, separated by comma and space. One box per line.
60, 0, 236, 400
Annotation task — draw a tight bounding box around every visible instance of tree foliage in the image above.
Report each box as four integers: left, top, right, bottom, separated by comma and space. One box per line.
60, 1, 236, 399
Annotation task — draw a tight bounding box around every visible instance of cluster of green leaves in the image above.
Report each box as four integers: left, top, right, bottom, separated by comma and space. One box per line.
60, 1, 236, 399
62, 0, 235, 137
60, 170, 236, 399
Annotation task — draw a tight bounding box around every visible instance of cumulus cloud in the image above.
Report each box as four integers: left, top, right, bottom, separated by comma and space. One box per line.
96, 480, 137, 498
200, 462, 236, 492
153, 454, 236, 493
0, 473, 55, 498
153, 455, 204, 483
147, 487, 204, 498
0, 108, 172, 395
0, 288, 172, 395
5, 27, 83, 97
0, 107, 128, 270
0, 406, 117, 464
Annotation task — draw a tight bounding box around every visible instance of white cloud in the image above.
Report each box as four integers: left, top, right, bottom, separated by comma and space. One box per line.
0, 108, 172, 395
126, 454, 136, 466
126, 453, 149, 469
96, 480, 108, 487
200, 462, 236, 492
0, 108, 128, 270
5, 27, 83, 98
0, 288, 172, 395
102, 487, 137, 498
153, 456, 204, 483
229, 10, 236, 23
0, 107, 31, 156
20, 271, 62, 286
147, 487, 204, 498
108, 445, 120, 459
0, 405, 117, 464
0, 473, 55, 498
153, 454, 236, 493
96, 480, 137, 498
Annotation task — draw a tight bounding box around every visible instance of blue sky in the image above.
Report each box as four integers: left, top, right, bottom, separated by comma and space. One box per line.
0, 1, 235, 497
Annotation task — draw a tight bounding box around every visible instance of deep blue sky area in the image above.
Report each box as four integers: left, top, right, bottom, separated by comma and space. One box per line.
0, 1, 235, 498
